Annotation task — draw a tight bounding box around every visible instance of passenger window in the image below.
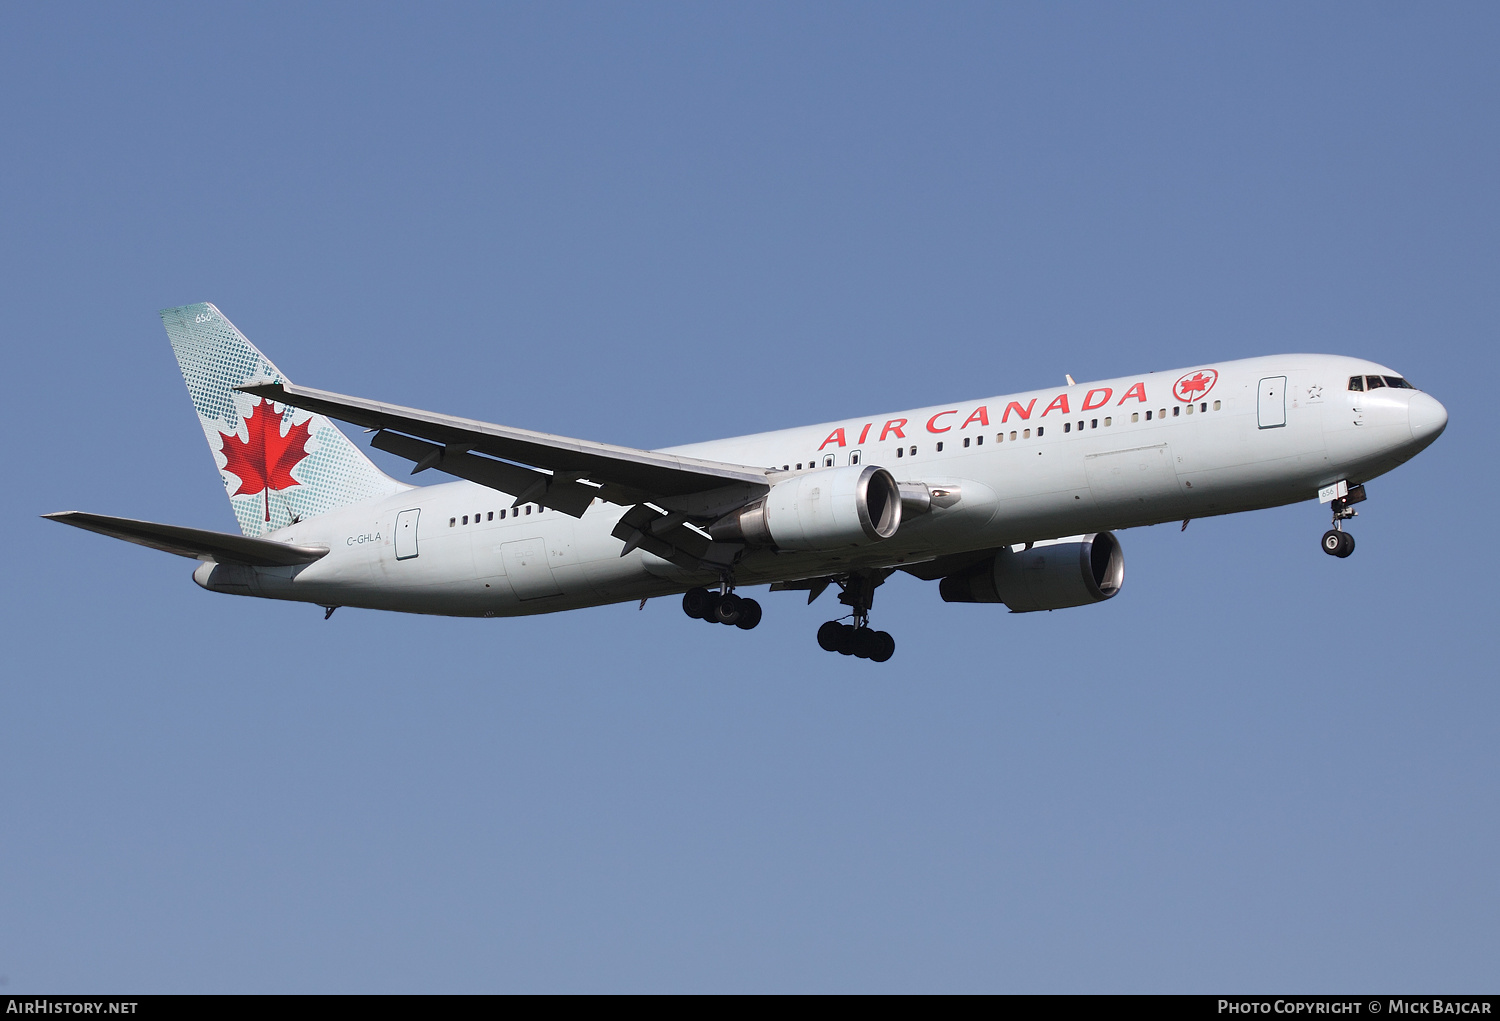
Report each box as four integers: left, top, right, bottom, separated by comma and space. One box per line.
525, 506, 532, 515
1200, 403, 1207, 413
500, 509, 506, 519
1064, 423, 1071, 433
910, 446, 917, 456
487, 512, 493, 521
896, 447, 904, 457
449, 517, 456, 527
1365, 375, 1386, 389
1104, 417, 1111, 426
850, 451, 861, 464
783, 465, 789, 471
1091, 419, 1098, 428
823, 455, 835, 467
1145, 411, 1152, 421
1077, 421, 1084, 431
1213, 400, 1221, 410
1173, 406, 1180, 416
1348, 376, 1365, 391
1036, 427, 1044, 437
1185, 404, 1193, 414
1023, 429, 1031, 439
976, 435, 983, 445
963, 437, 970, 447
796, 463, 803, 470
462, 515, 468, 525
1159, 409, 1166, 419
936, 441, 944, 452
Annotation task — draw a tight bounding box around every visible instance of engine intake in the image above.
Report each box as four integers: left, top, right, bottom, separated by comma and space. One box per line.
711, 464, 902, 551
939, 532, 1124, 612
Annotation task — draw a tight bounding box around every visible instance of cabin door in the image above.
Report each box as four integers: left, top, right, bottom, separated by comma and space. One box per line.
1258, 376, 1287, 429
394, 509, 420, 560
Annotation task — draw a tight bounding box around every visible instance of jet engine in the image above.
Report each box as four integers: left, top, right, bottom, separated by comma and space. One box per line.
710, 464, 902, 551
939, 532, 1124, 612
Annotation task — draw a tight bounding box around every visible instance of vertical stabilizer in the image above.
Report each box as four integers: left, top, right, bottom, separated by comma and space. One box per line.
162, 303, 406, 537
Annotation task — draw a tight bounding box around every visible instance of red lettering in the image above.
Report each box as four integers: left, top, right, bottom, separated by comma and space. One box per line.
1001, 399, 1036, 423
857, 423, 872, 444
1118, 382, 1148, 405
926, 410, 957, 433
818, 428, 847, 450
879, 418, 908, 440
961, 406, 989, 429
1042, 393, 1071, 417
1082, 388, 1112, 411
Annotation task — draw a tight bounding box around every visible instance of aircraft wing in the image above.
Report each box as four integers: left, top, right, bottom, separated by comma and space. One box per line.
43, 511, 330, 566
239, 381, 773, 518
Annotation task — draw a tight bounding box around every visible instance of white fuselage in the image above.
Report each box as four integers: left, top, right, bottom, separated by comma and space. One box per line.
194, 354, 1445, 616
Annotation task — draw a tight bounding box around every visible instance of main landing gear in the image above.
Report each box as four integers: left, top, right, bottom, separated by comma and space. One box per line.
1320, 483, 1366, 559
682, 584, 763, 630
816, 571, 896, 663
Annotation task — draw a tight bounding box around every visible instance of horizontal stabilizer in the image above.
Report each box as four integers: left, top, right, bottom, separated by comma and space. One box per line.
43, 511, 329, 567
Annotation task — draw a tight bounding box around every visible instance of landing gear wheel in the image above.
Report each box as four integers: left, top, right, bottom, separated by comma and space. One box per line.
682, 587, 714, 619
850, 627, 877, 659
713, 592, 744, 626
869, 631, 896, 663
1321, 530, 1355, 558
817, 621, 845, 652
735, 598, 762, 630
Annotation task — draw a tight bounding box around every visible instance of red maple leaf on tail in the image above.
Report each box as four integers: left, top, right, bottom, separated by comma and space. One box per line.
218, 399, 312, 522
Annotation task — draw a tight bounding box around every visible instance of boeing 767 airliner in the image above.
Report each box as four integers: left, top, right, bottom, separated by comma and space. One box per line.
46, 303, 1447, 662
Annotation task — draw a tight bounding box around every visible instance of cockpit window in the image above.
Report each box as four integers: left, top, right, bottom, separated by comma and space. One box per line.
1384, 376, 1415, 389
1348, 376, 1364, 391
1365, 375, 1387, 390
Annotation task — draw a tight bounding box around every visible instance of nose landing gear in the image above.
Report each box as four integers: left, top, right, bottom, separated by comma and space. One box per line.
1320, 483, 1365, 558
682, 581, 763, 630
815, 570, 896, 662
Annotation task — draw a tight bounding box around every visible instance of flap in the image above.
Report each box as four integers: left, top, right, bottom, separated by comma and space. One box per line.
44, 511, 330, 567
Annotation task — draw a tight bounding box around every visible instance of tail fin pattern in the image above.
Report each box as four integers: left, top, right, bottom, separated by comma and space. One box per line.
162, 302, 406, 537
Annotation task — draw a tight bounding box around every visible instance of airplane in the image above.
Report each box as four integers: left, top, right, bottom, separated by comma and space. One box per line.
46, 303, 1448, 662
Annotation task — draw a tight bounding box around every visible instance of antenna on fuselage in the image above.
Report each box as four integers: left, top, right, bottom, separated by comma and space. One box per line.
1065, 374, 1075, 386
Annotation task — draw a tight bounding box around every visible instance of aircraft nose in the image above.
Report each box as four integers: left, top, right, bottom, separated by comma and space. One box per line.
1408, 392, 1448, 445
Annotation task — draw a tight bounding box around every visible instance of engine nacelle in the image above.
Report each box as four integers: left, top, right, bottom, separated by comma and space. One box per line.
710, 464, 902, 551
939, 532, 1124, 612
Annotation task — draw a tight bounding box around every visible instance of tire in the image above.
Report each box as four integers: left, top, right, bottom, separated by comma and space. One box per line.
850, 627, 876, 659
817, 621, 845, 652
835, 625, 856, 656
714, 593, 744, 625
682, 587, 713, 619
869, 631, 896, 663
1336, 531, 1356, 558
735, 598, 763, 630
1321, 530, 1343, 556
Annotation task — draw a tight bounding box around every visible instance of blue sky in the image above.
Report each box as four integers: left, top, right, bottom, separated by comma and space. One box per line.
2, 2, 1496, 992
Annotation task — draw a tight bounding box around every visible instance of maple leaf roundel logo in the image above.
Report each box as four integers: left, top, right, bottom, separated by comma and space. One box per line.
218, 398, 312, 521
1173, 369, 1218, 403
